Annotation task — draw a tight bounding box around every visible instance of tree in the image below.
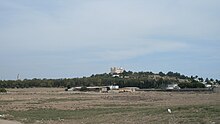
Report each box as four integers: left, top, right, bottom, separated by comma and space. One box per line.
159, 72, 165, 76
205, 78, 211, 84
167, 71, 174, 76
178, 81, 205, 88
0, 88, 7, 93
198, 77, 204, 82
216, 79, 220, 85
80, 86, 88, 91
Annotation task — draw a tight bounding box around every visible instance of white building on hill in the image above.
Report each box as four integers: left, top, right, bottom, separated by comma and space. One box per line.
110, 67, 124, 74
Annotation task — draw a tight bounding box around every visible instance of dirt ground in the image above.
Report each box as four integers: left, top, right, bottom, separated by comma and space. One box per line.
0, 119, 21, 124
0, 88, 219, 124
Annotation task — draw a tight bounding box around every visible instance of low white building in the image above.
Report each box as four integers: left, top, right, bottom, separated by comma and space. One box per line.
109, 85, 119, 90
166, 84, 180, 90
205, 84, 212, 88
119, 87, 139, 92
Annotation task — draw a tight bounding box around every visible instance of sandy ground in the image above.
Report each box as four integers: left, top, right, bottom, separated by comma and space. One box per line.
0, 119, 21, 124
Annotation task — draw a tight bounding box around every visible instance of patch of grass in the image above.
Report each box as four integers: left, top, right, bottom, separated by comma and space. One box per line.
165, 105, 220, 123
0, 88, 7, 92
94, 103, 153, 108
1, 104, 219, 124
3, 107, 159, 123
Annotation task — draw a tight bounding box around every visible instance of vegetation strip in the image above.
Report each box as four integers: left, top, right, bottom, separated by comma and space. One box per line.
1, 71, 219, 89
1, 105, 219, 123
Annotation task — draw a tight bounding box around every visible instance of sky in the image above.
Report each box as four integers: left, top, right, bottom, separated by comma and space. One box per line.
0, 0, 220, 80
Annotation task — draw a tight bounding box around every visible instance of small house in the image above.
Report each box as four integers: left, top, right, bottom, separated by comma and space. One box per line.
166, 84, 180, 90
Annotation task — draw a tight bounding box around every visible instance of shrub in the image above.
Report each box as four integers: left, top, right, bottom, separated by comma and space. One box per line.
0, 88, 7, 93
80, 86, 88, 91
178, 81, 205, 88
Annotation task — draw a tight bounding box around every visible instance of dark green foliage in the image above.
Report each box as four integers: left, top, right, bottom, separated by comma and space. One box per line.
158, 72, 165, 76
0, 88, 7, 92
198, 77, 204, 82
178, 80, 205, 88
0, 71, 216, 89
216, 79, 220, 85
80, 86, 88, 91
166, 71, 187, 79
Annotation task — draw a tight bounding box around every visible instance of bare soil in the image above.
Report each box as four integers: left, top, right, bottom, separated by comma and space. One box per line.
0, 88, 219, 124
0, 119, 21, 124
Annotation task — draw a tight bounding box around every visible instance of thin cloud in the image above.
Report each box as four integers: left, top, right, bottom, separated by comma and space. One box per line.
94, 40, 187, 61
0, 0, 219, 79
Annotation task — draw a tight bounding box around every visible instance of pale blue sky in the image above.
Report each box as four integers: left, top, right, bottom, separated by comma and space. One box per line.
0, 0, 220, 80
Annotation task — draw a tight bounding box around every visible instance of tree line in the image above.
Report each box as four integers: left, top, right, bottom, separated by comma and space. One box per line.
0, 71, 219, 89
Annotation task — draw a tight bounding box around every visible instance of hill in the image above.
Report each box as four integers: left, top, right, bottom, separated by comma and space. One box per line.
0, 71, 219, 89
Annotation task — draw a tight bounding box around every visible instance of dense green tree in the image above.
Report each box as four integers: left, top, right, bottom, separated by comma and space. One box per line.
159, 72, 165, 77
178, 81, 205, 88
0, 88, 7, 92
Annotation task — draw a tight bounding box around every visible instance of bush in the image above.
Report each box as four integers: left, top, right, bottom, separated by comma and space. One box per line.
193, 82, 205, 88
178, 81, 205, 88
0, 88, 7, 93
80, 86, 88, 91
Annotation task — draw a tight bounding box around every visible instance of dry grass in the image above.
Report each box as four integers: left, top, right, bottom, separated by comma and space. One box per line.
0, 88, 219, 124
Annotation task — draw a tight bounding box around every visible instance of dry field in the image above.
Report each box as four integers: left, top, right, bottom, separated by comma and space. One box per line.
0, 88, 219, 124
